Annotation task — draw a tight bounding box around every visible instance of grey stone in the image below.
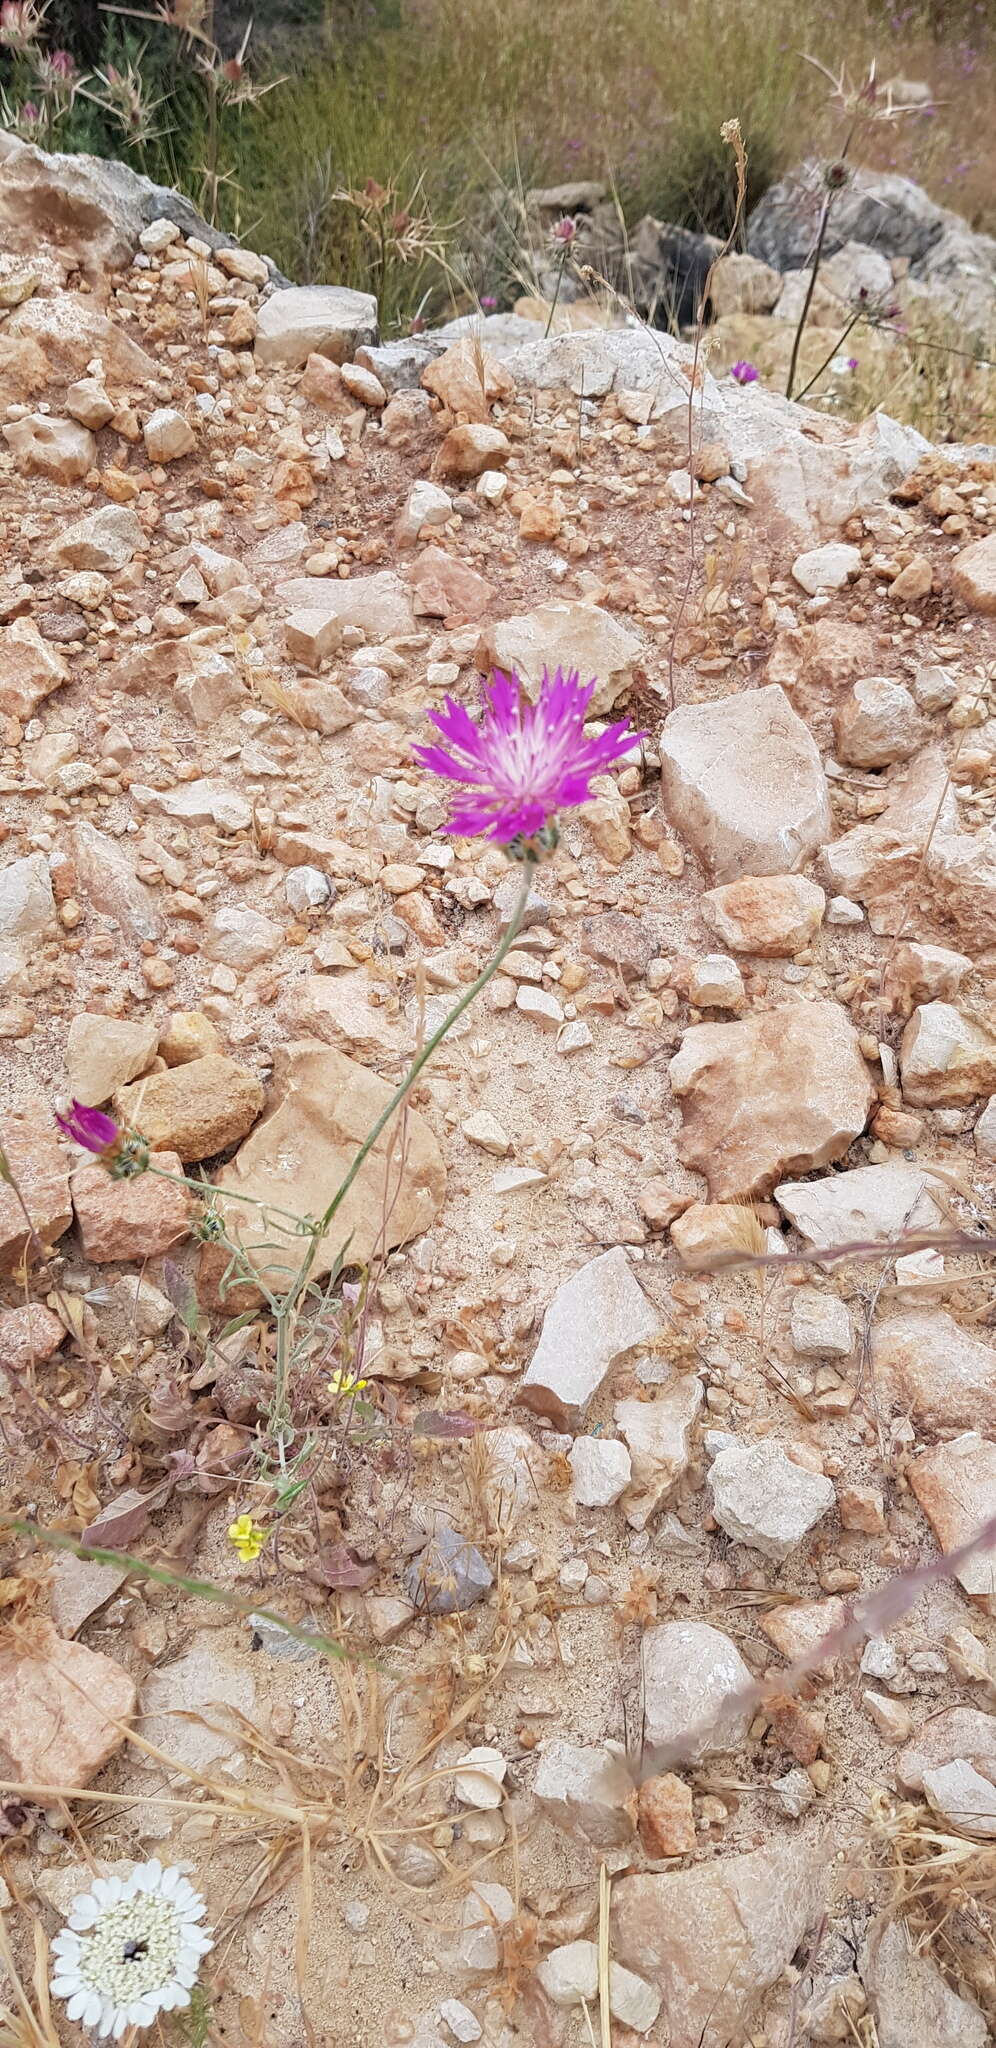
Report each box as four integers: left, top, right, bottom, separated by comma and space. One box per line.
403, 1524, 493, 1614
614, 1380, 704, 1528
569, 1435, 631, 1507
775, 1161, 942, 1251
641, 1621, 752, 1765
861, 1917, 989, 2048
255, 285, 378, 369
139, 1636, 254, 1768
518, 1248, 660, 1427
248, 1613, 320, 1662
708, 1440, 835, 1560
0, 853, 54, 939
533, 1739, 636, 1846
660, 684, 831, 885
921, 1759, 996, 1838
790, 1288, 853, 1359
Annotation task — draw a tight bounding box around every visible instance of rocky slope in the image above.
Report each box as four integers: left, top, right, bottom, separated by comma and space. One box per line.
1, 138, 996, 2048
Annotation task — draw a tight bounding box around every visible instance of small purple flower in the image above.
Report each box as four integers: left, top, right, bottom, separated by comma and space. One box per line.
56, 1101, 119, 1153
845, 356, 859, 372
480, 293, 498, 311
730, 360, 759, 386
413, 668, 645, 845
552, 216, 576, 244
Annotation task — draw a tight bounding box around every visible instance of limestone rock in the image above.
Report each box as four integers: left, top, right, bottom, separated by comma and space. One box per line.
700, 873, 825, 956
615, 1380, 704, 1527
874, 1311, 996, 1432
775, 1161, 942, 1249
454, 1745, 507, 1809
203, 904, 283, 972
0, 852, 55, 939
433, 423, 511, 479
404, 1525, 493, 1615
670, 1202, 759, 1269
637, 1771, 696, 1857
0, 1302, 64, 1372
0, 1622, 136, 1789
255, 285, 378, 369
422, 337, 514, 421
882, 941, 971, 1018
276, 569, 416, 642
4, 413, 95, 481
477, 601, 641, 717
569, 1435, 631, 1507
659, 684, 831, 884
0, 1098, 72, 1271
0, 615, 68, 719
951, 532, 996, 615
687, 955, 744, 1009
533, 1739, 637, 1847
790, 1288, 853, 1359
70, 821, 160, 941
909, 1433, 996, 1613
611, 1838, 824, 2048
72, 1151, 192, 1261
709, 251, 784, 316
833, 676, 924, 767
900, 1001, 996, 1106
409, 546, 493, 623
536, 1941, 598, 2007
792, 542, 862, 594
115, 1056, 264, 1163
66, 1014, 158, 1106
211, 1041, 445, 1290
641, 1621, 752, 1766
895, 1707, 996, 1794
861, 1918, 989, 2048
518, 1248, 660, 1427
709, 1440, 835, 1560
821, 746, 952, 931
143, 406, 195, 462
396, 479, 453, 545
669, 1001, 874, 1200
49, 1554, 129, 1637
140, 1636, 253, 1769
280, 974, 402, 1063
133, 776, 252, 833
49, 504, 144, 573
434, 1880, 513, 1973
922, 1759, 996, 1838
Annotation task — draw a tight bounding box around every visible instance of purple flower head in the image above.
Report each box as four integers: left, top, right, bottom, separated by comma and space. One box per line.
845, 356, 859, 372
730, 359, 759, 386
413, 668, 645, 846
480, 293, 498, 311
56, 1101, 119, 1154
552, 216, 577, 244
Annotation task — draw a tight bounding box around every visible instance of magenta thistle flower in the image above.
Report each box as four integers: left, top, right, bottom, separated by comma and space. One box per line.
412, 668, 645, 844
730, 359, 759, 385
55, 1101, 119, 1153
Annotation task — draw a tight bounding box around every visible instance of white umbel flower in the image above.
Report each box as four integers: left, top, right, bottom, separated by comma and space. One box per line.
50, 1860, 213, 2040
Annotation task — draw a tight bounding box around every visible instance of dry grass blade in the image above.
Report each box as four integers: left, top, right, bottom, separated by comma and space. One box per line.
598, 1863, 612, 2048
0, 1914, 60, 2048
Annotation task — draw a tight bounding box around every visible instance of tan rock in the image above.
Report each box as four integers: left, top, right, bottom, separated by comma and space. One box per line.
421, 339, 514, 422
669, 1001, 874, 1200
0, 1622, 136, 1789
340, 361, 386, 407
115, 1056, 264, 1164
279, 973, 403, 1064
700, 873, 825, 956
477, 600, 642, 717
210, 1041, 445, 1291
409, 547, 493, 622
49, 504, 144, 573
637, 1772, 696, 1857
159, 1012, 221, 1066
66, 1014, 158, 1106
433, 422, 511, 479
670, 1202, 760, 1269
833, 676, 924, 767
882, 941, 971, 1018
900, 1001, 996, 1106
611, 1839, 824, 2048
951, 532, 996, 614
889, 553, 933, 604
534, 1740, 637, 1847
0, 1302, 64, 1372
143, 406, 195, 462
66, 375, 114, 428
3, 413, 95, 481
275, 569, 416, 642
637, 1177, 689, 1230
0, 1099, 72, 1271
758, 1597, 848, 1670
708, 251, 784, 316
285, 607, 343, 669
873, 1311, 996, 1432
72, 1150, 192, 1261
203, 905, 282, 972
254, 284, 378, 369
7, 292, 156, 384
49, 1555, 129, 1638
518, 1248, 660, 1428
0, 615, 68, 719
839, 1484, 886, 1533
822, 747, 954, 932
910, 1433, 996, 1613
615, 1380, 704, 1528
660, 685, 831, 884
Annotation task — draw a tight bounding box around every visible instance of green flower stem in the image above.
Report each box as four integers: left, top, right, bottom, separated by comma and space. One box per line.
268, 854, 539, 1443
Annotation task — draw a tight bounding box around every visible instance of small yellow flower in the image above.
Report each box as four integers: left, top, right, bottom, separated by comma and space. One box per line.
227, 1512, 267, 1563
327, 1371, 369, 1397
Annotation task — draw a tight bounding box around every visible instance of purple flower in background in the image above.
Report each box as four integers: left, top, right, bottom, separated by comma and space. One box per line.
552, 216, 576, 244
480, 293, 498, 311
846, 356, 859, 371
413, 669, 645, 845
730, 360, 759, 385
56, 1101, 119, 1153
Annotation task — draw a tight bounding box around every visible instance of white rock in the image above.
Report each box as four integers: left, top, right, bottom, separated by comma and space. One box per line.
708, 1440, 835, 1560
688, 955, 745, 1009
921, 1759, 996, 1838
533, 1739, 636, 1846
641, 1620, 753, 1765
133, 777, 252, 832
659, 684, 831, 885
285, 866, 333, 913
397, 479, 453, 543
204, 904, 282, 970
536, 1941, 598, 2007
827, 895, 864, 924
569, 1435, 632, 1507
790, 1288, 853, 1358
775, 1161, 942, 1250
0, 852, 54, 938
437, 1999, 482, 2043
609, 1962, 662, 2034
461, 1110, 510, 1155
519, 1248, 659, 1427
791, 542, 862, 594
436, 1881, 514, 1973
143, 406, 196, 462
255, 285, 378, 369
454, 1745, 507, 1810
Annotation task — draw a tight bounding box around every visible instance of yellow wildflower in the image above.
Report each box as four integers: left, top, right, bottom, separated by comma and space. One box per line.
327, 1371, 369, 1397
227, 1512, 267, 1563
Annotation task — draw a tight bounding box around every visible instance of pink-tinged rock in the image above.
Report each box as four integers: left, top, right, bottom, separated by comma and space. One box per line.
951, 532, 996, 615
0, 1622, 136, 1789
0, 1098, 72, 1272
659, 684, 831, 884
534, 1739, 637, 1847
910, 1433, 996, 1614
862, 1918, 989, 2048
610, 1838, 824, 2048
518, 1248, 660, 1428
640, 1621, 752, 1766
614, 1380, 703, 1528
894, 1707, 996, 1794
758, 1597, 848, 1671
278, 973, 403, 1064
432, 422, 511, 479
3, 413, 95, 481
115, 1056, 264, 1163
72, 1150, 192, 1262
409, 546, 494, 622
833, 675, 924, 767
422, 339, 514, 422
0, 1302, 64, 1372
669, 1000, 874, 1200
881, 941, 971, 1018
0, 614, 68, 719
900, 1001, 996, 1106
874, 1311, 996, 1433
700, 873, 825, 956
